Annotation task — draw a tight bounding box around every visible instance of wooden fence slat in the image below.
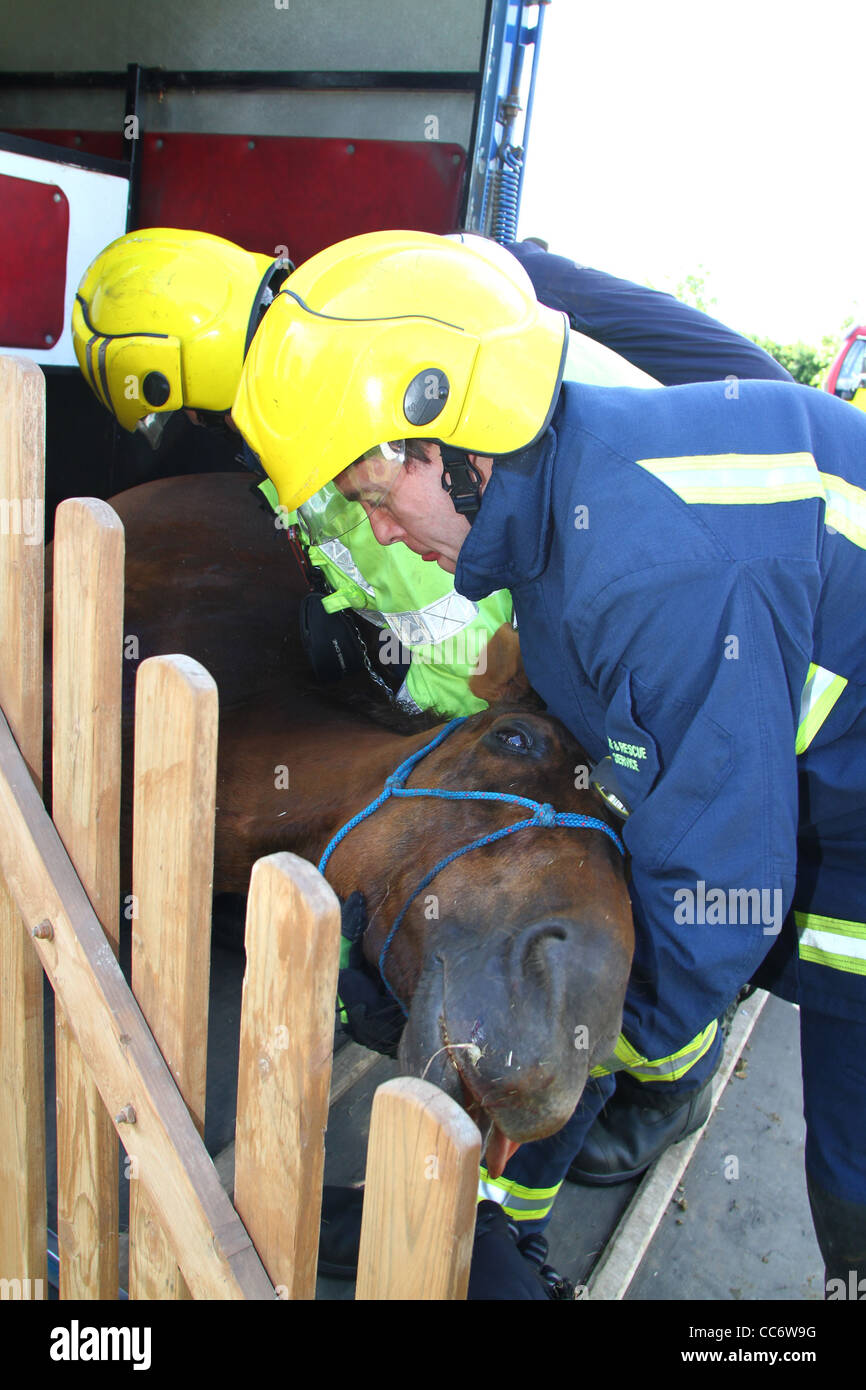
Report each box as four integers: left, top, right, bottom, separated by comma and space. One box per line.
0, 354, 46, 1294
234, 853, 341, 1300
212, 1040, 385, 1198
52, 498, 124, 1299
128, 655, 218, 1301
355, 1077, 480, 1301
0, 355, 44, 775
0, 703, 274, 1301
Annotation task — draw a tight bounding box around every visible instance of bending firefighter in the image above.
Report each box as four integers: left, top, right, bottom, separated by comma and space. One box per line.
231, 229, 866, 1300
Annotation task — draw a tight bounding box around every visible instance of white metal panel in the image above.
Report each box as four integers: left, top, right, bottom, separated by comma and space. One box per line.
0, 148, 128, 367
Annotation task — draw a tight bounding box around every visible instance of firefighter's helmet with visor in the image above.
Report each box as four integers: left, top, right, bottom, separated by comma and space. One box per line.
231, 229, 569, 520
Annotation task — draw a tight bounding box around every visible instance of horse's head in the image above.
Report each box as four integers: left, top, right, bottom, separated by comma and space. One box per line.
324, 627, 634, 1176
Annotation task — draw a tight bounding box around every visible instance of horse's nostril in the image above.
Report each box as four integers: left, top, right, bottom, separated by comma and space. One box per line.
513, 922, 569, 989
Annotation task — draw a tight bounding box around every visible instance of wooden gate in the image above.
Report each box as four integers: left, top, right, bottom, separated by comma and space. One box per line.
0, 355, 480, 1301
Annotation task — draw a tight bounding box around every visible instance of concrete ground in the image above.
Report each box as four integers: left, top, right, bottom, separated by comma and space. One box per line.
624, 993, 824, 1301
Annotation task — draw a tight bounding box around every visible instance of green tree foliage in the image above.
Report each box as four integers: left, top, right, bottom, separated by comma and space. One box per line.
749, 334, 840, 388
673, 265, 718, 316
646, 265, 719, 315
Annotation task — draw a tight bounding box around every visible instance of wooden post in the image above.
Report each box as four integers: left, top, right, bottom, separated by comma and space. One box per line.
234, 853, 341, 1300
128, 655, 218, 1300
356, 1077, 480, 1301
52, 499, 124, 1298
0, 355, 46, 1294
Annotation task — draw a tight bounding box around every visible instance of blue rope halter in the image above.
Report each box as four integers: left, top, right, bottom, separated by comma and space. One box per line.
318, 716, 625, 1015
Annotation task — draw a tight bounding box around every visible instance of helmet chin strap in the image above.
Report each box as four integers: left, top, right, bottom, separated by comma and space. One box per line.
438, 445, 483, 525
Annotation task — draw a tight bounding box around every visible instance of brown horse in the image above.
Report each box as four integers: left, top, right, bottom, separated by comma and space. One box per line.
50, 471, 634, 1176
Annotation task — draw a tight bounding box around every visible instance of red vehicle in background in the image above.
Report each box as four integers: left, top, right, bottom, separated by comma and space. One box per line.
825, 324, 866, 411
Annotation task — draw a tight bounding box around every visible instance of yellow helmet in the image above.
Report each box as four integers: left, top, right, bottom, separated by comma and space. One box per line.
72, 228, 289, 441
231, 229, 568, 510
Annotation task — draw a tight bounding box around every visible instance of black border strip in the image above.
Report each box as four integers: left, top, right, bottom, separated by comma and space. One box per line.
0, 129, 129, 177
0, 69, 482, 93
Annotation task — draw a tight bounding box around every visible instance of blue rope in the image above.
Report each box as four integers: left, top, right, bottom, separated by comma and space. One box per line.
318, 718, 625, 1014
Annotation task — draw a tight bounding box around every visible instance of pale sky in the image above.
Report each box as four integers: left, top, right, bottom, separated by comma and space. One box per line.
518, 0, 865, 347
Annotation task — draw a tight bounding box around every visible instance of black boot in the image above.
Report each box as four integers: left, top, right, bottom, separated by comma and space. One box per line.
807, 1171, 866, 1299
566, 1062, 718, 1186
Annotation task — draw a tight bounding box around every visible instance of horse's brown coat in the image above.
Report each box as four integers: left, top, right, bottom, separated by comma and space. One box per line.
46, 472, 634, 1164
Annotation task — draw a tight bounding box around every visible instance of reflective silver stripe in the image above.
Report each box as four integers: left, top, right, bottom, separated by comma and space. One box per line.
634, 451, 823, 504
315, 547, 481, 646
633, 452, 866, 551
592, 1020, 718, 1082
795, 663, 848, 754
822, 471, 866, 550
477, 1177, 561, 1220
316, 537, 375, 595
394, 678, 422, 712
382, 591, 480, 648
796, 912, 866, 977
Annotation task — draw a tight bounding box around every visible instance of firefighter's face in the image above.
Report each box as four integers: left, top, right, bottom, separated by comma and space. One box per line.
335, 445, 490, 573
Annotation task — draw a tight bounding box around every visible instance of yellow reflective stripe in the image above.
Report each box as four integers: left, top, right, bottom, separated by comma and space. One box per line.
795, 663, 848, 754
590, 1018, 718, 1082
477, 1168, 561, 1221
634, 451, 823, 505
634, 452, 866, 551
823, 472, 866, 549
796, 911, 866, 977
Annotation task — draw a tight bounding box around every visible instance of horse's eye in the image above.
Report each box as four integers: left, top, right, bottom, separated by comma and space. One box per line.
495, 725, 533, 752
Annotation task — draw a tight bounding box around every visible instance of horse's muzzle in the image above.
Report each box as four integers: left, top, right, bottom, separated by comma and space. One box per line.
397, 914, 630, 1162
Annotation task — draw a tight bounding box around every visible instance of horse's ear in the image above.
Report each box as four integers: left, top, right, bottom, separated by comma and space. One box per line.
469, 622, 531, 705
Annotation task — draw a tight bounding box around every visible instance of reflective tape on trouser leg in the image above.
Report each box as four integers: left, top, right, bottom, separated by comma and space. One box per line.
796, 910, 866, 978
476, 1171, 562, 1222
590, 1018, 719, 1083
477, 1074, 615, 1223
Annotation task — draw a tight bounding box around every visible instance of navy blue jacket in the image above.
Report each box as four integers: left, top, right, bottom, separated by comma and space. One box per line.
506, 240, 794, 387
455, 379, 866, 1059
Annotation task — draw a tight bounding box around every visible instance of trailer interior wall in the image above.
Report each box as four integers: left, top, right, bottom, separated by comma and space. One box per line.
1, 0, 485, 147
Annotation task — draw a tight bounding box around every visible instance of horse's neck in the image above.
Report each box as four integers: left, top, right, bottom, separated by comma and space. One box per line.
214, 693, 447, 891
290, 713, 443, 842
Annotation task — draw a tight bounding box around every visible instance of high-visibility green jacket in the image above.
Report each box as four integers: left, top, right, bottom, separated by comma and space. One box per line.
264, 332, 659, 716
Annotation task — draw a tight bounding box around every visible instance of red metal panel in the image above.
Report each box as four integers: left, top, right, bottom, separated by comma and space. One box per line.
13, 131, 466, 264
0, 172, 69, 347
825, 327, 866, 398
